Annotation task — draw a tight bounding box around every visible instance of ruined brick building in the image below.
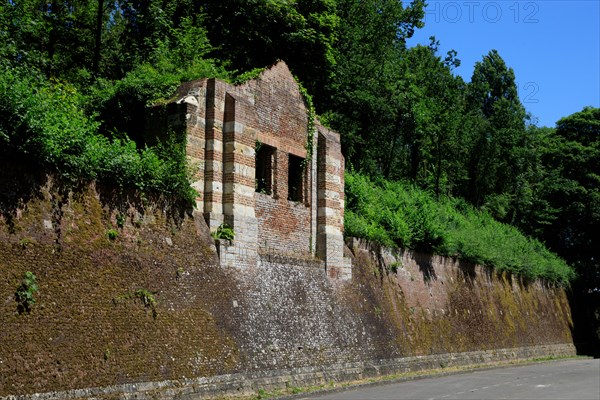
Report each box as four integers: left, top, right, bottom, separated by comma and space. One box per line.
149, 62, 351, 278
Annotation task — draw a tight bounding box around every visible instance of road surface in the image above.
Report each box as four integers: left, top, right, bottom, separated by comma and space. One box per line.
305, 358, 600, 400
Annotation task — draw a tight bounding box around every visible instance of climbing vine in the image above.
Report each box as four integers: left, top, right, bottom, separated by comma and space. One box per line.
296, 79, 316, 167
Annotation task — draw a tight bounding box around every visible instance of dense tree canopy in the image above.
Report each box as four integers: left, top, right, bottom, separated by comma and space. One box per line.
537, 108, 600, 288
1, 0, 598, 293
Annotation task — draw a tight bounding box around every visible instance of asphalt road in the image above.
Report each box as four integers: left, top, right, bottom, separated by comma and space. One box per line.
304, 358, 600, 400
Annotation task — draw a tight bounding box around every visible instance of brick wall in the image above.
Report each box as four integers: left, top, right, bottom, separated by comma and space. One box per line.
0, 173, 575, 398
316, 125, 350, 278
255, 193, 312, 257
148, 62, 349, 269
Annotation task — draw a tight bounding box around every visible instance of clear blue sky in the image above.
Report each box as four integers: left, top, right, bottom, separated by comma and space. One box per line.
405, 0, 600, 127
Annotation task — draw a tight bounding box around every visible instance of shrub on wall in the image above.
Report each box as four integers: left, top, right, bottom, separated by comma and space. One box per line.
0, 65, 196, 204
15, 271, 39, 315
345, 172, 575, 285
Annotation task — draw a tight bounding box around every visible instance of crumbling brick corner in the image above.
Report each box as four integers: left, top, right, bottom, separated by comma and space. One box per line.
147, 61, 352, 279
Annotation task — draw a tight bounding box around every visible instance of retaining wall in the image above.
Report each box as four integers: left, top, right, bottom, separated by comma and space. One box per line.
0, 174, 575, 398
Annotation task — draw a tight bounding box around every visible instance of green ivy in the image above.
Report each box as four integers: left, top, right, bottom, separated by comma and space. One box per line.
296, 79, 316, 167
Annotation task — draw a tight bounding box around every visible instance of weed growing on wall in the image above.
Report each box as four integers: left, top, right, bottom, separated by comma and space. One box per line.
211, 224, 235, 241
134, 289, 157, 309
116, 213, 125, 228
113, 289, 158, 319
106, 229, 119, 241
15, 271, 39, 315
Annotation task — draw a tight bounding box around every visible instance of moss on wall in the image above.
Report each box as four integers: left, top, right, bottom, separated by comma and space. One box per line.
343, 240, 573, 359
1, 168, 240, 395
0, 170, 575, 397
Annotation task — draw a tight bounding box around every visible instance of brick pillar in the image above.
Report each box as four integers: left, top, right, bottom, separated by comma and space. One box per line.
309, 128, 318, 256
316, 125, 351, 280
219, 93, 258, 268
203, 79, 226, 229
274, 148, 288, 201
179, 86, 207, 212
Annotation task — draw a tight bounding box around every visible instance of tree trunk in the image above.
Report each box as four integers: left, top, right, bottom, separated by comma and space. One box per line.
93, 0, 104, 74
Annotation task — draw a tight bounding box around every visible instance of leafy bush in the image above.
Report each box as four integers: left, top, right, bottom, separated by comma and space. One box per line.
0, 65, 197, 203
211, 224, 235, 241
15, 271, 39, 315
345, 172, 574, 285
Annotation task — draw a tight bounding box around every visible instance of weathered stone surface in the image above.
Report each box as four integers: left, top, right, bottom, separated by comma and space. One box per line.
0, 175, 574, 398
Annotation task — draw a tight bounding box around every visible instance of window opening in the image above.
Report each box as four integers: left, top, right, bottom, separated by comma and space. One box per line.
288, 154, 304, 202
255, 142, 274, 195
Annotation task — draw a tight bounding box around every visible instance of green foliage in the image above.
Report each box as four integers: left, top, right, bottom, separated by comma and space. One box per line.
116, 213, 125, 228
106, 229, 119, 241
18, 237, 35, 249
0, 66, 198, 204
134, 289, 157, 309
211, 224, 235, 241
232, 67, 267, 85
461, 50, 529, 209
256, 388, 268, 400
345, 172, 574, 285
88, 57, 226, 139
297, 80, 316, 165
201, 0, 339, 95
345, 173, 443, 250
114, 288, 158, 319
15, 271, 39, 315
0, 0, 229, 207
387, 262, 402, 273
528, 107, 600, 290
437, 198, 574, 284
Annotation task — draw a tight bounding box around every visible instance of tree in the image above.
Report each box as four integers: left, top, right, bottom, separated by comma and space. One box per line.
539, 107, 600, 287
0, 0, 97, 78
320, 0, 425, 175
200, 0, 339, 94
462, 50, 529, 215
533, 107, 600, 355
393, 39, 467, 198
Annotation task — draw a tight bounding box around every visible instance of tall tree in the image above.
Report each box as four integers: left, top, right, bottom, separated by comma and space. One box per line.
532, 107, 600, 354
462, 50, 529, 214
321, 0, 425, 175
392, 39, 467, 197
539, 107, 600, 285
200, 0, 339, 94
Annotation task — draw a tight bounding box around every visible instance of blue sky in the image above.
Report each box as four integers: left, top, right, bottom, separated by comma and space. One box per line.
405, 0, 600, 127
